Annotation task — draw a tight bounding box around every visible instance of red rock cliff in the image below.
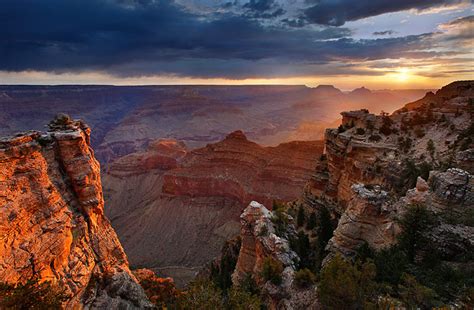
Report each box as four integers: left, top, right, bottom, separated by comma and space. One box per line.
0, 115, 151, 308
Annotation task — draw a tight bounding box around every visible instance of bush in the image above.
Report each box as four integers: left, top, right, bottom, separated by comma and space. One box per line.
227, 287, 261, 310
356, 128, 366, 135
397, 204, 436, 263
271, 203, 289, 237
136, 270, 182, 307
414, 128, 425, 138
290, 231, 312, 270
294, 268, 316, 288
0, 280, 67, 309
306, 212, 317, 230
369, 134, 381, 142
296, 205, 305, 227
427, 139, 435, 159
261, 257, 283, 285
318, 254, 377, 309
398, 274, 437, 309
210, 238, 241, 292
178, 278, 224, 309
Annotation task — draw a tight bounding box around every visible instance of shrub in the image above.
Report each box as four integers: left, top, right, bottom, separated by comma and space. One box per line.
369, 134, 381, 142
427, 139, 435, 159
318, 254, 377, 309
239, 273, 260, 296
136, 270, 182, 307
0, 280, 67, 309
178, 278, 224, 309
294, 268, 316, 288
306, 212, 317, 230
210, 238, 241, 292
271, 208, 289, 238
296, 205, 305, 227
398, 274, 437, 309
261, 257, 283, 285
414, 128, 425, 138
356, 128, 365, 135
397, 204, 436, 263
227, 287, 261, 310
290, 231, 311, 270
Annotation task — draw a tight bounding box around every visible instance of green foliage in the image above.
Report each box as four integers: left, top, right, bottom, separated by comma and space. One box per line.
294, 268, 316, 288
306, 212, 317, 230
296, 205, 305, 227
0, 279, 67, 309
271, 202, 289, 237
318, 254, 377, 309
398, 136, 412, 153
397, 159, 432, 194
397, 204, 436, 263
210, 238, 241, 292
227, 287, 262, 310
261, 257, 283, 285
427, 139, 435, 159
238, 273, 260, 296
398, 273, 437, 309
179, 278, 224, 309
368, 134, 381, 142
290, 231, 312, 270
317, 206, 334, 263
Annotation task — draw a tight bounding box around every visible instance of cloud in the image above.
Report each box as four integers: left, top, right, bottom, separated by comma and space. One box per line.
0, 0, 470, 79
303, 0, 469, 26
373, 30, 396, 36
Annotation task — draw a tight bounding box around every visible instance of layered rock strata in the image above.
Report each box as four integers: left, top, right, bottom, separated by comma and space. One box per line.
104, 131, 323, 285
0, 116, 151, 308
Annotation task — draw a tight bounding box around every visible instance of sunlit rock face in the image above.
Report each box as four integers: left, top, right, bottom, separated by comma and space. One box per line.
0, 116, 151, 308
303, 81, 474, 258
103, 131, 323, 285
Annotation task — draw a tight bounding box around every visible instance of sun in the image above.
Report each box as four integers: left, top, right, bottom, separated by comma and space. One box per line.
395, 68, 410, 82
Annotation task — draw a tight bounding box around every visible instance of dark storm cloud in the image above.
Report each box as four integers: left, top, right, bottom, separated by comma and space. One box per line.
0, 0, 463, 78
303, 0, 467, 26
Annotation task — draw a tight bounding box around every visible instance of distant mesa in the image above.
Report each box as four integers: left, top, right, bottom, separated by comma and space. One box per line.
225, 130, 248, 141
313, 84, 343, 96
350, 86, 372, 96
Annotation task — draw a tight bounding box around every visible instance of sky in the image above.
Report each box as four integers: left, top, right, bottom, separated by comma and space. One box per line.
1, 0, 473, 89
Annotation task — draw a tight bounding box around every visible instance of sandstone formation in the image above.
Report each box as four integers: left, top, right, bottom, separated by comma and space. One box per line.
326, 184, 399, 258
304, 81, 473, 258
0, 115, 151, 308
103, 132, 324, 285
232, 201, 318, 309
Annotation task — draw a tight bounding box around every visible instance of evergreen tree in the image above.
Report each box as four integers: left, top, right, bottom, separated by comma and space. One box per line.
306, 212, 317, 230
297, 205, 306, 227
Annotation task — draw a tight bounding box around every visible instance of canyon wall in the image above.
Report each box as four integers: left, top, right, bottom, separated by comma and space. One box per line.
0, 116, 151, 308
304, 80, 474, 257
103, 131, 323, 285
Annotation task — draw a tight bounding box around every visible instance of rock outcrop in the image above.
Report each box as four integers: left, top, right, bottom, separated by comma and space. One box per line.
326, 184, 399, 258
304, 81, 473, 259
0, 115, 151, 308
103, 131, 324, 285
232, 201, 318, 309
